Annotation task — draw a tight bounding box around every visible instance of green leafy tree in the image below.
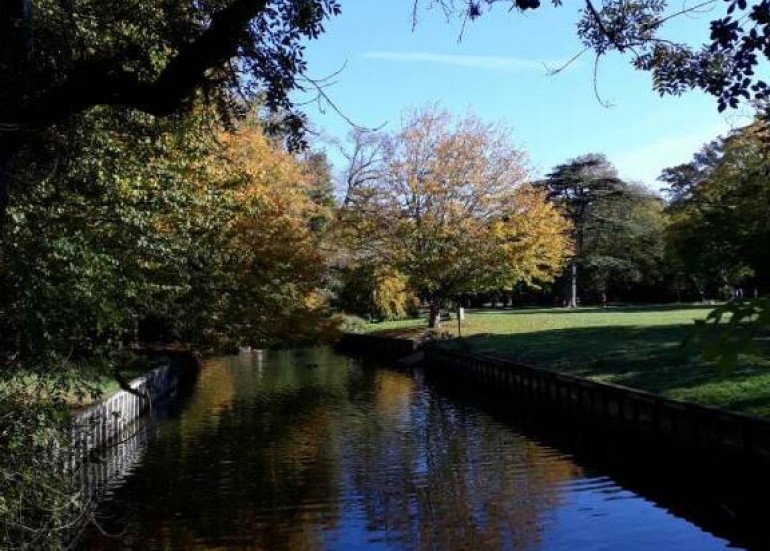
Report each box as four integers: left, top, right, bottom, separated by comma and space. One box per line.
538, 154, 624, 307
0, 0, 341, 230
662, 117, 770, 298
661, 114, 770, 366
579, 182, 668, 300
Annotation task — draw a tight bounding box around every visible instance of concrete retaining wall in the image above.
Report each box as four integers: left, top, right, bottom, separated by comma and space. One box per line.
69, 352, 198, 464
424, 346, 770, 464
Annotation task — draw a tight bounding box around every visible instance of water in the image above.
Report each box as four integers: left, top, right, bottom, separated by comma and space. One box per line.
80, 347, 749, 550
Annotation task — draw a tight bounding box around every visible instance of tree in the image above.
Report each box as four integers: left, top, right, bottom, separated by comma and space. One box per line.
579, 182, 667, 300
335, 264, 419, 321
215, 121, 338, 347
0, 0, 341, 231
659, 139, 724, 206
662, 115, 770, 297
537, 154, 624, 307
339, 128, 386, 206
343, 107, 570, 327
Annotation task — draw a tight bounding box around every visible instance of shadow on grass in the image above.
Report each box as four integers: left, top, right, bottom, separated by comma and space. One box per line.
442, 323, 770, 416
468, 303, 717, 316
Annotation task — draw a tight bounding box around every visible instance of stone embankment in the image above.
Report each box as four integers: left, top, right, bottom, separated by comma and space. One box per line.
338, 332, 770, 466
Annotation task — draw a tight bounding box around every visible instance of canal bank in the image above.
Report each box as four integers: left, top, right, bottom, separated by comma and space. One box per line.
69, 348, 200, 464
337, 332, 770, 467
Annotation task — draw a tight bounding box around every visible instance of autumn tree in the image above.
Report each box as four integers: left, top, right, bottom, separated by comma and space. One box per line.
335, 264, 419, 321
343, 107, 570, 327
0, 0, 342, 231
216, 121, 337, 347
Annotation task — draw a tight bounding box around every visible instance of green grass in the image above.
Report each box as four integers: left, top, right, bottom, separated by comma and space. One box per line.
365, 305, 770, 417
0, 360, 153, 410
84, 362, 155, 403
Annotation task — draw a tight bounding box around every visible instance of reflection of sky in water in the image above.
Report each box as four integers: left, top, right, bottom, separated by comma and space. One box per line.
82, 348, 742, 550
543, 480, 731, 551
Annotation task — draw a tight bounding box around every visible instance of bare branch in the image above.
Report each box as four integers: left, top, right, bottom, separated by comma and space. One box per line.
593, 54, 614, 108
544, 47, 589, 75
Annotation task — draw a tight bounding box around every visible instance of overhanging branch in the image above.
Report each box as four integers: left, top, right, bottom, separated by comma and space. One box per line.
17, 0, 270, 129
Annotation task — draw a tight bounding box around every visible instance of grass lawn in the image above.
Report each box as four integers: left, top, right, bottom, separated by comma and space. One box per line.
0, 360, 153, 411
79, 362, 156, 405
365, 304, 770, 417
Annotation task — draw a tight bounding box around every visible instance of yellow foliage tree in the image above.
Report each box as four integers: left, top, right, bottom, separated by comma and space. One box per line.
215, 123, 337, 346
343, 107, 571, 327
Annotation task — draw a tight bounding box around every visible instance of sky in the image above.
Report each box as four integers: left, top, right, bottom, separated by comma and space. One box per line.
293, 1, 751, 193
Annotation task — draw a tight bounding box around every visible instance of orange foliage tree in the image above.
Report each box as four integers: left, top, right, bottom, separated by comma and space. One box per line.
208, 122, 338, 346
342, 107, 571, 327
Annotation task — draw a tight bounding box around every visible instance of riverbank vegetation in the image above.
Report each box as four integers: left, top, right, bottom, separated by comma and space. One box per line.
0, 107, 339, 547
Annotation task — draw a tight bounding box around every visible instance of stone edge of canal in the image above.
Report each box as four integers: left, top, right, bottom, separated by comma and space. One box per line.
69, 348, 200, 465
336, 332, 770, 468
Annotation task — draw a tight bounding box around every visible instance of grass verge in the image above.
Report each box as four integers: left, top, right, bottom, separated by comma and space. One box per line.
366, 305, 770, 417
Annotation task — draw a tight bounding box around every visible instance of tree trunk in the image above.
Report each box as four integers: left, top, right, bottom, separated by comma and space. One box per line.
428, 301, 441, 329
569, 260, 578, 308
0, 148, 12, 237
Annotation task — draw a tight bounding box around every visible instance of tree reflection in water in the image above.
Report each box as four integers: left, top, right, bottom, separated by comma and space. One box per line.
344, 367, 579, 550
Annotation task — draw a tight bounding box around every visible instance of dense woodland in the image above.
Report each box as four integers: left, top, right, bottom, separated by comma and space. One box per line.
2, 0, 770, 548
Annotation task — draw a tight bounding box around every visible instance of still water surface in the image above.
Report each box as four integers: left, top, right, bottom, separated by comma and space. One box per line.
82, 348, 743, 550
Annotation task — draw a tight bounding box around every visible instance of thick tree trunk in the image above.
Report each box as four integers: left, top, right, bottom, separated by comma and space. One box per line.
428, 301, 441, 329
569, 260, 578, 308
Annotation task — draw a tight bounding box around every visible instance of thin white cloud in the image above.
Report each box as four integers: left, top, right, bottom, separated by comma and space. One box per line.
612, 122, 734, 191
362, 51, 565, 73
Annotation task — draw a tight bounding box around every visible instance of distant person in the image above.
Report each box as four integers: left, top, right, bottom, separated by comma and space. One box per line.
600, 292, 607, 309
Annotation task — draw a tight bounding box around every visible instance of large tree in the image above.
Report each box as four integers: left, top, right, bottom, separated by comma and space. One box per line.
662, 116, 770, 297
0, 0, 341, 231
538, 154, 624, 307
579, 182, 667, 300
343, 107, 570, 327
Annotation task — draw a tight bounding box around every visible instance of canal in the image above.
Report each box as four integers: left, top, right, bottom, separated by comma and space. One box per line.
80, 347, 755, 550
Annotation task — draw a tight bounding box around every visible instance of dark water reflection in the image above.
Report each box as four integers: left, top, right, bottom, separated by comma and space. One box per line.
82, 348, 743, 550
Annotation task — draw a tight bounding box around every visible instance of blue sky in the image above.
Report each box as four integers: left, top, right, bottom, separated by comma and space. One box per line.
295, 1, 749, 192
